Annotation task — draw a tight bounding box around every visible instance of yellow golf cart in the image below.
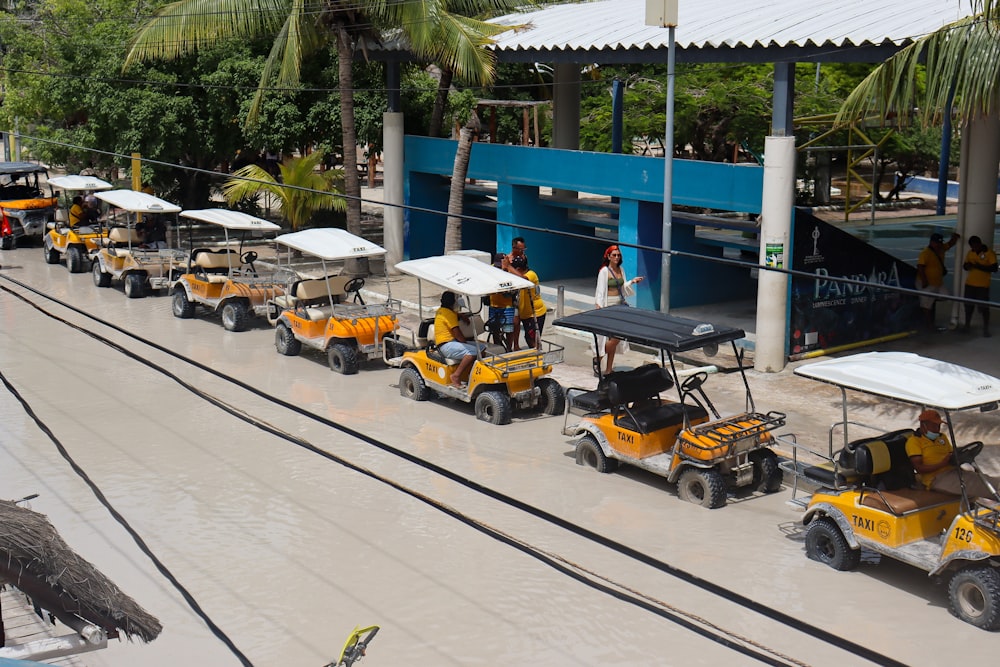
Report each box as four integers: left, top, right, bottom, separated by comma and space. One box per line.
91, 189, 185, 298
42, 174, 113, 272
170, 209, 287, 331
0, 162, 59, 250
390, 254, 565, 425
269, 228, 401, 374
554, 306, 786, 508
783, 351, 1000, 630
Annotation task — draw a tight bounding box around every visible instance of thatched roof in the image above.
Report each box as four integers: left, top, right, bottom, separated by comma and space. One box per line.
0, 500, 161, 643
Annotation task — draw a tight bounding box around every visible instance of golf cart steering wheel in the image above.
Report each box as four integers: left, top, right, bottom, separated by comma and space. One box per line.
345, 277, 365, 294
241, 250, 258, 265
681, 371, 708, 394
956, 441, 984, 466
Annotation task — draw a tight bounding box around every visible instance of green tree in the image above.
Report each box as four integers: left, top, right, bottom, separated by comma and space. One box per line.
0, 0, 294, 208
126, 0, 513, 239
222, 151, 345, 231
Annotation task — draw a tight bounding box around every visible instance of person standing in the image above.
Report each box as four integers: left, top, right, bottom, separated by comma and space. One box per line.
594, 245, 644, 375
962, 235, 998, 337
509, 254, 546, 350
916, 231, 960, 331
501, 237, 529, 349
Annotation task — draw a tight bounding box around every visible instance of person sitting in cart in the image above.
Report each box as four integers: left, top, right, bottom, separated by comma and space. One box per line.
435, 291, 485, 388
137, 215, 167, 249
906, 409, 1000, 499
69, 196, 86, 227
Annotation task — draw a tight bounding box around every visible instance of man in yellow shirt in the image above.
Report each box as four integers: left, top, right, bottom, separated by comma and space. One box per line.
962, 235, 998, 337
916, 231, 959, 331
68, 196, 85, 227
434, 291, 484, 388
906, 409, 999, 499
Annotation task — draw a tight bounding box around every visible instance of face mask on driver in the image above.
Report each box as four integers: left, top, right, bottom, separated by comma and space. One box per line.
925, 430, 940, 440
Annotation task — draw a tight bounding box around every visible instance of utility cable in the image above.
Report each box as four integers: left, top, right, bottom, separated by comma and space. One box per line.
0, 273, 908, 667
0, 368, 255, 667
0, 280, 800, 666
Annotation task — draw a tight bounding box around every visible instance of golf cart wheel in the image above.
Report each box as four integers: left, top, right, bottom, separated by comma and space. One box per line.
222, 301, 249, 332
171, 288, 195, 318
92, 261, 111, 287
537, 377, 566, 416
328, 343, 360, 374
805, 517, 860, 571
576, 434, 617, 473
677, 468, 727, 508
948, 566, 1000, 630
275, 323, 301, 356
67, 246, 86, 273
124, 273, 146, 298
1, 235, 13, 250
399, 367, 430, 401
750, 449, 783, 493
475, 390, 512, 425
43, 241, 59, 264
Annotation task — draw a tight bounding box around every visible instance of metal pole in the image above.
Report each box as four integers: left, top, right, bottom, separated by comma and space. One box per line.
660, 24, 676, 313
557, 285, 565, 319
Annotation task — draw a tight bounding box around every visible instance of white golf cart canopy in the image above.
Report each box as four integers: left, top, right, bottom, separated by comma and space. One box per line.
179, 209, 281, 232
95, 189, 181, 214
395, 254, 533, 297
276, 227, 386, 259
795, 352, 1000, 412
48, 175, 113, 192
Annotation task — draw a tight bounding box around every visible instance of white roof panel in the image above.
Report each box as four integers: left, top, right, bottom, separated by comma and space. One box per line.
485, 0, 971, 55
48, 175, 114, 192
795, 352, 1000, 411
395, 254, 534, 297
179, 209, 281, 232
275, 228, 386, 260
95, 189, 181, 213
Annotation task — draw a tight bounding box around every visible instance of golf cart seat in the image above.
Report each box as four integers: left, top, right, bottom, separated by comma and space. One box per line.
852, 437, 959, 514
607, 366, 708, 434
108, 226, 140, 247
193, 249, 238, 281
803, 429, 915, 490
279, 275, 351, 320
570, 365, 673, 414
423, 323, 460, 366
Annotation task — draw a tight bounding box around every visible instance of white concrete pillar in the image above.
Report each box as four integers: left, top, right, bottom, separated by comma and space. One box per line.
383, 111, 405, 273
754, 136, 796, 373
953, 113, 1000, 321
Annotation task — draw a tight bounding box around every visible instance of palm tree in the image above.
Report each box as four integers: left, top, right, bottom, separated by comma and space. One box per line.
126, 0, 517, 239
222, 151, 345, 231
837, 2, 1000, 127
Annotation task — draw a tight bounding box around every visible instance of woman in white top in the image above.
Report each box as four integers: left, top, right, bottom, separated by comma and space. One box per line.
594, 245, 644, 375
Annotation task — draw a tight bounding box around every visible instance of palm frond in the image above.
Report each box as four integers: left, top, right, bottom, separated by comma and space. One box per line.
838, 15, 1000, 127
125, 0, 289, 67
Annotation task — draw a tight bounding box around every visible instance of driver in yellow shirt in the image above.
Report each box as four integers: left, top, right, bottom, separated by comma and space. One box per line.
906, 409, 999, 499
435, 291, 485, 388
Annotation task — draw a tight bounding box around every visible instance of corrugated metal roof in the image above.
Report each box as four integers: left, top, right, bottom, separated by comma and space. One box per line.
357, 0, 963, 64
488, 0, 972, 54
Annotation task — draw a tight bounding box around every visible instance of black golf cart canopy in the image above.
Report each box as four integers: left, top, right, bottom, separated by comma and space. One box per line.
0, 161, 48, 176
553, 305, 745, 353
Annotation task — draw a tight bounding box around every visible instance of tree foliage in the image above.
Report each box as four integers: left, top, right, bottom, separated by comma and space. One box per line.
223, 151, 345, 231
